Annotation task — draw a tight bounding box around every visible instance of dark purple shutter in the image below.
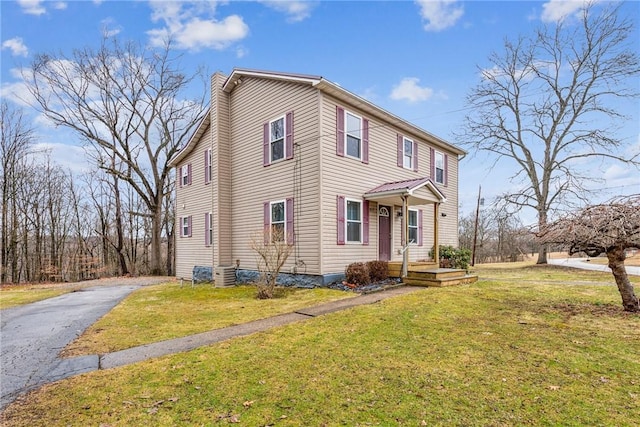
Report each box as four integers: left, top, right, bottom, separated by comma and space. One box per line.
179, 166, 183, 187
204, 150, 209, 183
263, 123, 270, 166
286, 197, 294, 245
444, 154, 449, 186
187, 215, 192, 237
187, 163, 192, 185
430, 148, 435, 180
205, 213, 210, 246
286, 111, 294, 160
362, 118, 369, 164
363, 200, 369, 245
397, 134, 403, 167
337, 196, 345, 245
336, 107, 345, 157
263, 202, 270, 244
418, 209, 424, 246
413, 141, 419, 172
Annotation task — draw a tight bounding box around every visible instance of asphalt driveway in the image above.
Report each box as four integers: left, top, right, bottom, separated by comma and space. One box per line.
0, 278, 165, 410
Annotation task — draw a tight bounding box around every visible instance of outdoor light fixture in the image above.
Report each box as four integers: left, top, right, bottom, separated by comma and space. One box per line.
441, 212, 447, 217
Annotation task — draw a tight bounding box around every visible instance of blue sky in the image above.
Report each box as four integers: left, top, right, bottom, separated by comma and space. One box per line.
1, 0, 639, 224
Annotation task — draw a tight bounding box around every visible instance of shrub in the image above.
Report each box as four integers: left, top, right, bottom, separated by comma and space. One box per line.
430, 245, 472, 270
367, 260, 389, 282
345, 262, 370, 286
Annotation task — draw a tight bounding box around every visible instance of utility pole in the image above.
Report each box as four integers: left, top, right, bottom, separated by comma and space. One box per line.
471, 185, 481, 266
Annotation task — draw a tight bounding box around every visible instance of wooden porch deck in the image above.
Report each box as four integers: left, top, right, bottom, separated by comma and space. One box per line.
388, 261, 478, 287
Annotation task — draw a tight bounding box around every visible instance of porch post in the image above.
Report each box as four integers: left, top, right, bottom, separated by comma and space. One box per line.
401, 195, 408, 278
434, 203, 440, 266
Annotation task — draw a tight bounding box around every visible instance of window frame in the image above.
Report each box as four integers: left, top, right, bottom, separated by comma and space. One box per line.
345, 198, 363, 244
408, 208, 418, 245
205, 212, 213, 246
269, 115, 286, 164
269, 200, 286, 243
181, 216, 191, 238
435, 151, 445, 184
205, 148, 212, 184
181, 165, 189, 186
344, 111, 363, 161
403, 136, 414, 169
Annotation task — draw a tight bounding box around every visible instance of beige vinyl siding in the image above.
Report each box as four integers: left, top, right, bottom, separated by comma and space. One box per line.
210, 73, 233, 267
175, 124, 214, 279
319, 93, 460, 274
226, 76, 322, 275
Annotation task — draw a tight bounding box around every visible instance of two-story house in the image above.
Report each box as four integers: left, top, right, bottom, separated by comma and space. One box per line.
169, 69, 465, 286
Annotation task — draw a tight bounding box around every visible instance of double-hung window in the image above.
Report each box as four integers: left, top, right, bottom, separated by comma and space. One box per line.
180, 164, 191, 187
346, 199, 362, 243
408, 209, 418, 244
181, 216, 191, 238
204, 212, 213, 246
403, 137, 414, 169
264, 199, 294, 244
435, 151, 445, 184
270, 116, 285, 163
345, 112, 362, 159
270, 201, 285, 242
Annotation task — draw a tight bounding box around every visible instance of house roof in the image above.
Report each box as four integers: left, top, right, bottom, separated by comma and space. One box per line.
364, 177, 447, 205
223, 68, 466, 157
169, 68, 466, 167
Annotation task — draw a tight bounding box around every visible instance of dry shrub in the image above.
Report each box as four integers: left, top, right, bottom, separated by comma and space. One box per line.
345, 262, 370, 286
367, 260, 389, 282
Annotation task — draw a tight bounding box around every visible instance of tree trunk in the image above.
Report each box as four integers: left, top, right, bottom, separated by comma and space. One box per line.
149, 202, 163, 276
113, 176, 129, 276
536, 211, 548, 264
606, 246, 639, 312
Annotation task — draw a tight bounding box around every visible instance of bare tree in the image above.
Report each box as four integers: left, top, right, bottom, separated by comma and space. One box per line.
538, 196, 640, 312
22, 36, 207, 275
0, 102, 35, 283
249, 227, 294, 299
460, 2, 640, 264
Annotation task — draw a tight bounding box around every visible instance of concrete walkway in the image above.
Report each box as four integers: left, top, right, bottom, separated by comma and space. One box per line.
549, 257, 640, 276
1, 285, 421, 410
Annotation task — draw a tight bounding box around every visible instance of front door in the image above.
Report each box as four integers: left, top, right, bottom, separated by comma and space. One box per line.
378, 205, 391, 261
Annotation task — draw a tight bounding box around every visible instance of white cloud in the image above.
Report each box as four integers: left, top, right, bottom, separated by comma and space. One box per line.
2, 37, 29, 57
101, 18, 122, 37
259, 1, 317, 23
53, 2, 67, 10
416, 0, 464, 32
540, 0, 585, 23
147, 1, 249, 51
390, 77, 434, 103
17, 0, 46, 15
32, 142, 90, 174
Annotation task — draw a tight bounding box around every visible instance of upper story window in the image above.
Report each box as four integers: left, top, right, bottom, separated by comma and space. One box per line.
345, 112, 362, 159
270, 117, 285, 163
180, 164, 191, 187
397, 134, 418, 171
336, 106, 369, 164
403, 137, 414, 169
435, 151, 445, 184
263, 112, 294, 167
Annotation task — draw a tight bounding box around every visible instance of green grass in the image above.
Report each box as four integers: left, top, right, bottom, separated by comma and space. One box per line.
0, 286, 71, 309
62, 283, 355, 356
2, 266, 639, 426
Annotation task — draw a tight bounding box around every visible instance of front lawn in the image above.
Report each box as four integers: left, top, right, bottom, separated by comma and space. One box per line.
0, 286, 71, 309
62, 283, 355, 356
2, 266, 639, 426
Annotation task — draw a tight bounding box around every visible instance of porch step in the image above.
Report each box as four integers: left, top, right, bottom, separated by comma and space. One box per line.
388, 261, 436, 277
404, 274, 478, 287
